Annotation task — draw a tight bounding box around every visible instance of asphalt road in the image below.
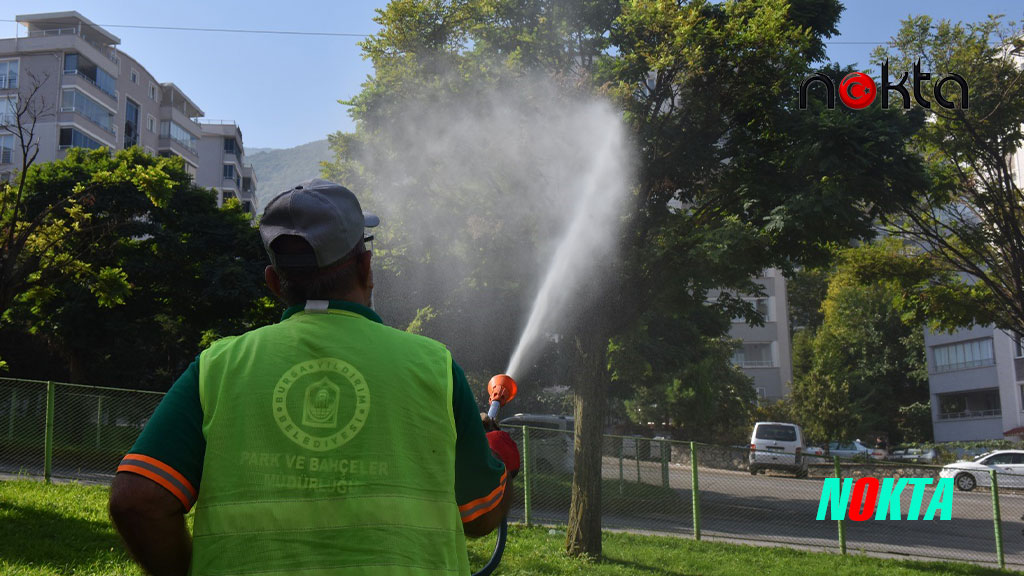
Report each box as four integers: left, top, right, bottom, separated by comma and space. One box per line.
506, 456, 1024, 568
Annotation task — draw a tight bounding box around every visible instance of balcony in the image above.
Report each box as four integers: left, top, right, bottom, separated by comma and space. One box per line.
938, 409, 1001, 420
25, 26, 119, 65
62, 70, 116, 101
59, 106, 114, 135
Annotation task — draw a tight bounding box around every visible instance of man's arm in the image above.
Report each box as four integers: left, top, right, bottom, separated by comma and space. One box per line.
109, 472, 192, 576
109, 358, 205, 575
462, 473, 513, 538
451, 361, 520, 538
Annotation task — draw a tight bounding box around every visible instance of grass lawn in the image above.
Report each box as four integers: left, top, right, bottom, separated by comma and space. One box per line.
0, 479, 1013, 576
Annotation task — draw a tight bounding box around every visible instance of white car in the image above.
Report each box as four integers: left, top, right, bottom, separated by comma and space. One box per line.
940, 450, 1024, 491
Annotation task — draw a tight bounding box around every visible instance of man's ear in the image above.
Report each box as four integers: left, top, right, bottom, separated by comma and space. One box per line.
265, 265, 284, 300
359, 251, 373, 291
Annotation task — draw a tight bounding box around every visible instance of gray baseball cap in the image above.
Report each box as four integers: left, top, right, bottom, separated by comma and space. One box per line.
260, 179, 379, 268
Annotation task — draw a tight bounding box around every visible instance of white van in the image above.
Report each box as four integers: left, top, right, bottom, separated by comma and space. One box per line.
499, 413, 574, 474
749, 421, 807, 478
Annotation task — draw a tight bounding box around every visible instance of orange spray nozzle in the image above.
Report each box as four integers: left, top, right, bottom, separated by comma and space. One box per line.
487, 374, 518, 407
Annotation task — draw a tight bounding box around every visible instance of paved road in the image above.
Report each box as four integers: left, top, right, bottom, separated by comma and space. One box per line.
507, 457, 1024, 568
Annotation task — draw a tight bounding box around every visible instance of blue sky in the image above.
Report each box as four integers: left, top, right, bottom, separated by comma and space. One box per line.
4, 1, 1023, 149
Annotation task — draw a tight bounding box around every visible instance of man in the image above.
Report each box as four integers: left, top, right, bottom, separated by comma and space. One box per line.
109, 179, 519, 575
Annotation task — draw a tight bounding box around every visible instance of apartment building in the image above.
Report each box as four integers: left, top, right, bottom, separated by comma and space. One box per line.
197, 121, 259, 217
727, 268, 794, 402
927, 135, 1024, 442
927, 327, 1024, 442
0, 11, 256, 218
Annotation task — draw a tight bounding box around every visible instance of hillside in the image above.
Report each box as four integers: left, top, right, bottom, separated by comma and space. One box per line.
247, 139, 332, 211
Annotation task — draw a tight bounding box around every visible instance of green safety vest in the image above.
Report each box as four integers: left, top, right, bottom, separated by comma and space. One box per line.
192, 302, 469, 576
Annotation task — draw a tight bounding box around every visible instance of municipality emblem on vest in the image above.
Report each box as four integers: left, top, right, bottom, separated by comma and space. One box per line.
272, 358, 371, 452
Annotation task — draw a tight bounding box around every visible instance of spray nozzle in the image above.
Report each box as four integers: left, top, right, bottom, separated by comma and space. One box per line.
486, 374, 517, 419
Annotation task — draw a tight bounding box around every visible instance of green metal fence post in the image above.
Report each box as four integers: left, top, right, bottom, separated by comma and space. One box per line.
618, 438, 624, 495
991, 470, 1005, 569
95, 395, 103, 448
522, 426, 531, 526
44, 381, 55, 483
661, 439, 669, 488
691, 441, 701, 541
833, 456, 846, 555
7, 387, 16, 440
636, 447, 641, 483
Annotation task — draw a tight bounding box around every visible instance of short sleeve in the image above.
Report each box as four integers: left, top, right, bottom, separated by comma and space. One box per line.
452, 361, 508, 523
116, 357, 205, 510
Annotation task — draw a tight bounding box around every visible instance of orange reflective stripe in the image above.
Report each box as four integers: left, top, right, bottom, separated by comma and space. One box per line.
121, 453, 196, 498
459, 469, 507, 523
117, 464, 193, 510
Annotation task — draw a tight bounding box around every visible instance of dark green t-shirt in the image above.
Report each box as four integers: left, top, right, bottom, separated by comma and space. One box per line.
120, 300, 506, 520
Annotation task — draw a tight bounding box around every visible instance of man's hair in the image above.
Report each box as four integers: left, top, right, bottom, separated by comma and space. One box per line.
272, 236, 365, 306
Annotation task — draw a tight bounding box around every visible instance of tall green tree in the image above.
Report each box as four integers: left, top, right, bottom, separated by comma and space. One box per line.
876, 15, 1024, 336
790, 243, 930, 445
326, 0, 932, 559
4, 148, 275, 388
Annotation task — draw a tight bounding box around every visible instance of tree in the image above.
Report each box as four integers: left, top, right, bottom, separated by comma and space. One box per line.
876, 15, 1024, 336
3, 147, 275, 387
790, 243, 930, 445
327, 0, 934, 560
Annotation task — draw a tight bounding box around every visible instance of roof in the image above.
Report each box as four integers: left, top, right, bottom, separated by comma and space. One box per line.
17, 11, 120, 45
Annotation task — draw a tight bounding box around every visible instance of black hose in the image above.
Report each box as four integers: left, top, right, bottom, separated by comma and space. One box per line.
471, 518, 508, 576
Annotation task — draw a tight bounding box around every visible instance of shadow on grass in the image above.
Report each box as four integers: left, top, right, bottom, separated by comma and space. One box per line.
0, 498, 128, 570
603, 556, 699, 575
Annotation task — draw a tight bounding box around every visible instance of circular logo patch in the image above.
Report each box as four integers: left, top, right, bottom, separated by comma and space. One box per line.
272, 358, 371, 452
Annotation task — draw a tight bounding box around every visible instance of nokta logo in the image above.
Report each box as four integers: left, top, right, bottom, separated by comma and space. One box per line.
799, 60, 969, 110
816, 477, 954, 521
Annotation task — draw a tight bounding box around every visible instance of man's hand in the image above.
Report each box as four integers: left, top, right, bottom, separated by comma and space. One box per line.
480, 412, 500, 432
109, 472, 192, 576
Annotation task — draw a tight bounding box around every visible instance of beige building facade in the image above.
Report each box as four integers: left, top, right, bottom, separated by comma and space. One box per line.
0, 11, 257, 219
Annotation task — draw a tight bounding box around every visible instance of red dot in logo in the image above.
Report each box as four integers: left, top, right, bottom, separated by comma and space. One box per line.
839, 72, 877, 110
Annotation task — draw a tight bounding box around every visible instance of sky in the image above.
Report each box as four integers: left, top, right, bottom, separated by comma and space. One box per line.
4, 1, 1024, 150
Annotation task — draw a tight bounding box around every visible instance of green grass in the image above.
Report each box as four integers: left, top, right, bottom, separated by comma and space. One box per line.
0, 479, 1014, 576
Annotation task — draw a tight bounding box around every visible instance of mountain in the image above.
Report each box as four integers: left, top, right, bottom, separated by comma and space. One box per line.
247, 139, 332, 211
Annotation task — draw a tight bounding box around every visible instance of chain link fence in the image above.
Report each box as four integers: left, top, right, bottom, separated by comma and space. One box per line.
0, 378, 162, 482
503, 426, 1024, 570
1, 376, 1022, 569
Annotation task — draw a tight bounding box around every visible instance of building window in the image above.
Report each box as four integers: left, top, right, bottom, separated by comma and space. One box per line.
160, 121, 198, 155
64, 54, 116, 99
732, 342, 776, 368
1, 95, 15, 126
224, 139, 236, 154
933, 338, 995, 373
61, 89, 115, 133
223, 164, 236, 180
0, 59, 18, 90
130, 69, 138, 84
938, 389, 1001, 420
149, 83, 157, 101
147, 115, 155, 133
59, 127, 103, 150
124, 98, 140, 148
1015, 334, 1023, 359
755, 387, 767, 399
0, 134, 13, 164
733, 297, 773, 323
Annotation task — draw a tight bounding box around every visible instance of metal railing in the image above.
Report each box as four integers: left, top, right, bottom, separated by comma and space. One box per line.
62, 69, 117, 100
939, 408, 1002, 420
2, 376, 1022, 570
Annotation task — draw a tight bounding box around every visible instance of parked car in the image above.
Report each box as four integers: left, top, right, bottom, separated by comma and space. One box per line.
888, 447, 937, 464
940, 450, 1024, 491
499, 413, 574, 474
825, 440, 887, 461
749, 421, 808, 478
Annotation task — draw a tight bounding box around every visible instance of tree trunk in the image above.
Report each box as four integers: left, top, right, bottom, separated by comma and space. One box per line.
565, 328, 608, 558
